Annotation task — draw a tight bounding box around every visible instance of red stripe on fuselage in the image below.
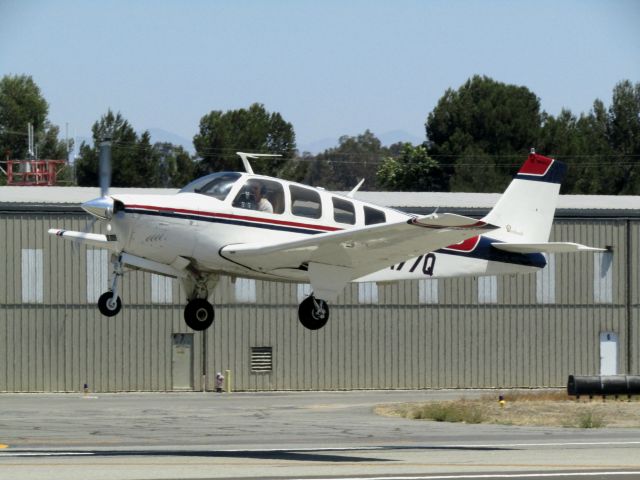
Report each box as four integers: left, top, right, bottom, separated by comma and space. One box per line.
125, 204, 343, 232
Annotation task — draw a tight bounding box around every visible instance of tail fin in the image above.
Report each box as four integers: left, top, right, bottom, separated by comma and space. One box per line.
482, 152, 567, 243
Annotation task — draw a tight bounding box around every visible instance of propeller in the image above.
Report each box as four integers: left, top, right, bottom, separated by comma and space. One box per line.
81, 135, 114, 220
75, 135, 115, 251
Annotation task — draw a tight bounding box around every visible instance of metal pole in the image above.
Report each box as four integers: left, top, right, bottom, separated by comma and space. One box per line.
626, 219, 632, 374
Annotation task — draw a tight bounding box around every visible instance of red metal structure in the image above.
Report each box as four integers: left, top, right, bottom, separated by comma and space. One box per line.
1, 159, 67, 186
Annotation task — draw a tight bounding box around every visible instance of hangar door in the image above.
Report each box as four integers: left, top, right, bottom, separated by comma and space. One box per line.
172, 333, 194, 390
600, 332, 618, 376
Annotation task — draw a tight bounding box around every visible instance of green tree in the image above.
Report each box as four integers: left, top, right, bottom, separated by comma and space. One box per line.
311, 130, 385, 190
377, 143, 447, 191
153, 142, 196, 187
607, 80, 640, 194
538, 81, 640, 195
76, 110, 151, 187
193, 103, 296, 176
37, 122, 72, 160
426, 75, 542, 191
0, 74, 70, 162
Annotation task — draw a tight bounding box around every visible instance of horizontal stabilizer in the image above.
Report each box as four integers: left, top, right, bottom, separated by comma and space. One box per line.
491, 242, 606, 254
48, 229, 118, 251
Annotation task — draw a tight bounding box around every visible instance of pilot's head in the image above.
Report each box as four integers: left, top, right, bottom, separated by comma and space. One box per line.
252, 183, 267, 198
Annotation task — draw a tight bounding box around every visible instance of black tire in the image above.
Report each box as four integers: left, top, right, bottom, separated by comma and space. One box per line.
98, 291, 122, 317
298, 296, 330, 330
184, 299, 215, 331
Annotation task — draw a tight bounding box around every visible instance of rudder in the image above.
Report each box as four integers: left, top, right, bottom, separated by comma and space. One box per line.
482, 151, 567, 243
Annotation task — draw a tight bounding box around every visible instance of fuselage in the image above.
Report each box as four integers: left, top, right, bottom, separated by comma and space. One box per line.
107, 171, 545, 284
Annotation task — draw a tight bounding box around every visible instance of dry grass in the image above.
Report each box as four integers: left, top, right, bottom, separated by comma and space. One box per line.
375, 391, 640, 428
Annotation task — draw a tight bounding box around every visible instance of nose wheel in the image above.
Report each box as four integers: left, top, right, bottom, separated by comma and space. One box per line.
298, 295, 330, 330
98, 291, 122, 317
98, 256, 123, 317
184, 299, 215, 331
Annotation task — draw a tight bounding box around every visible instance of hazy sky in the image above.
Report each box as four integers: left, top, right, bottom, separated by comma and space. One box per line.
1, 0, 639, 150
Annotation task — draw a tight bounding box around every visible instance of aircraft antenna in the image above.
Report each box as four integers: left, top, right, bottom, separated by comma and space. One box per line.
347, 178, 365, 198
236, 152, 282, 174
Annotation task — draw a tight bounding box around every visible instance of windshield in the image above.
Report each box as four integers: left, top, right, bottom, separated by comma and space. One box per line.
179, 172, 242, 200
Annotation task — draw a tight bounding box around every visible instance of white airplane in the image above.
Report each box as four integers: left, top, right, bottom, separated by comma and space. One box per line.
49, 148, 603, 331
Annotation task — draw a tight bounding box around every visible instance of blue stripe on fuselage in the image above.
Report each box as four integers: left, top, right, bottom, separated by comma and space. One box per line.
435, 236, 547, 268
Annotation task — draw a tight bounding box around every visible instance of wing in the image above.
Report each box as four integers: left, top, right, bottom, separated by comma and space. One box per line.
221, 213, 497, 299
48, 229, 119, 251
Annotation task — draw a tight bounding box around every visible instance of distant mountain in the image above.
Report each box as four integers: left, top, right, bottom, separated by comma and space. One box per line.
378, 130, 423, 147
299, 130, 424, 154
298, 137, 339, 154
148, 128, 194, 154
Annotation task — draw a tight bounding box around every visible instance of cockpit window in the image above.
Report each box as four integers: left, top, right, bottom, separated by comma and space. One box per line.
179, 172, 242, 200
232, 179, 285, 214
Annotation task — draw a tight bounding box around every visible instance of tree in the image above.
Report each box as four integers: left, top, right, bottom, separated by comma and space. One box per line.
153, 142, 196, 187
76, 110, 152, 187
76, 110, 197, 188
0, 74, 69, 161
426, 75, 542, 191
537, 81, 640, 195
377, 143, 447, 191
37, 122, 72, 160
607, 80, 640, 194
193, 103, 296, 176
311, 130, 385, 190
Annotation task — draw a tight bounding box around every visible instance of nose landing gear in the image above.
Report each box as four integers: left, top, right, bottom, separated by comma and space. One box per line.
98, 291, 122, 316
98, 254, 123, 317
298, 295, 330, 330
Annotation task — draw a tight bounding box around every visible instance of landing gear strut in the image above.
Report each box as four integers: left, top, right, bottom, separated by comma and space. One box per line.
298, 295, 330, 330
184, 299, 215, 331
98, 255, 123, 317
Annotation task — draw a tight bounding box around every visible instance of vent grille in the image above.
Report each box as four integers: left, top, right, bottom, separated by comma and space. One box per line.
251, 346, 273, 373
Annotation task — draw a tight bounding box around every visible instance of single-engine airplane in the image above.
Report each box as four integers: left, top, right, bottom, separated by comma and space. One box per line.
49, 147, 603, 331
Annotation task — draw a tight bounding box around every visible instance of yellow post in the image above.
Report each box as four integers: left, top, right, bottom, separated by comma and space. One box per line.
225, 369, 232, 393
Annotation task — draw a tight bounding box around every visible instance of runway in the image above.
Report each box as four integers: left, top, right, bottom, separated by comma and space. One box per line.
0, 391, 639, 479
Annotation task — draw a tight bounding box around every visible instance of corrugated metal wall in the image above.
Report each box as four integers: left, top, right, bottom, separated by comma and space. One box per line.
1, 211, 637, 392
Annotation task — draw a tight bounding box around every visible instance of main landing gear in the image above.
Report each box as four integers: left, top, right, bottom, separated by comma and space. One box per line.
184, 298, 215, 331
182, 272, 219, 331
298, 295, 330, 330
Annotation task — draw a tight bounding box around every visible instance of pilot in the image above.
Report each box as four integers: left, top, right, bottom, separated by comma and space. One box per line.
252, 182, 273, 213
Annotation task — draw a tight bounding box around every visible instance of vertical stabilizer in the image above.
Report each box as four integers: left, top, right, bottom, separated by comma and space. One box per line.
483, 152, 567, 243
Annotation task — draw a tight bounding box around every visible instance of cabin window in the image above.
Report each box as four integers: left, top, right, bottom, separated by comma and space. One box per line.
233, 179, 285, 214
364, 206, 386, 225
180, 172, 241, 201
290, 185, 322, 219
332, 197, 356, 225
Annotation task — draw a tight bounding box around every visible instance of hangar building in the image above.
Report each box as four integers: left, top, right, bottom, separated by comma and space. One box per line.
1, 186, 639, 392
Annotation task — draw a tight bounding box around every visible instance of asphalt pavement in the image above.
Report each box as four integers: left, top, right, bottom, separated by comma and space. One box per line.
1, 390, 639, 479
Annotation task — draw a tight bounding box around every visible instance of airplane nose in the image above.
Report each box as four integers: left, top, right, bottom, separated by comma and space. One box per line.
81, 196, 115, 220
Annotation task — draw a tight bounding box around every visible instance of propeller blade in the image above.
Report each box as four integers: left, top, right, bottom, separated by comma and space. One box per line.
99, 137, 112, 198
